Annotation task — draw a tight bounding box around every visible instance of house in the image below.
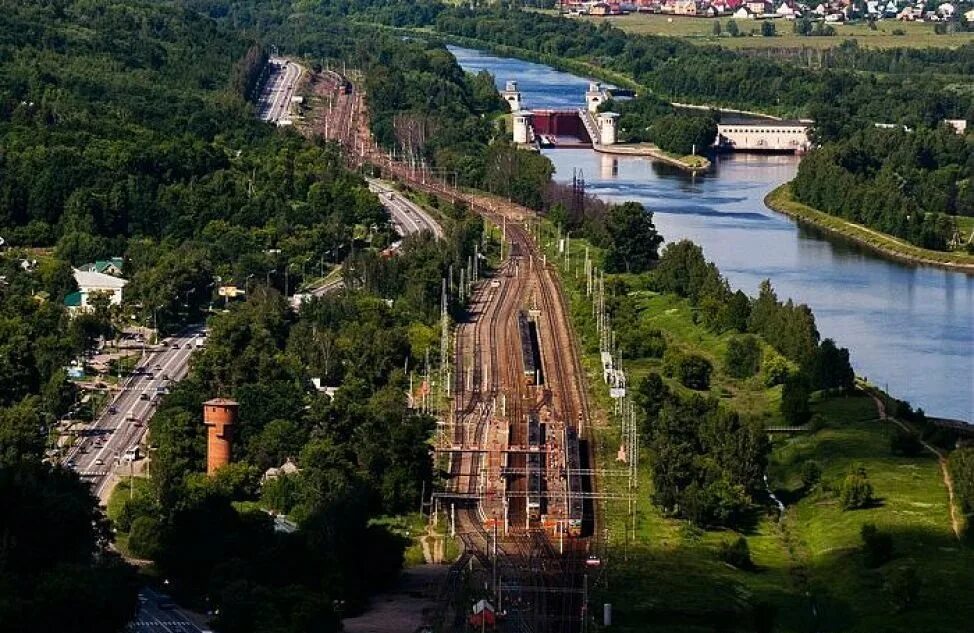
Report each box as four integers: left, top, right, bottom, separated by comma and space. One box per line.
746, 0, 769, 14
936, 2, 955, 17
897, 5, 917, 18
80, 257, 124, 277
674, 0, 699, 14
944, 119, 968, 135
590, 2, 613, 15
966, 7, 974, 21
776, 1, 798, 16
734, 6, 755, 17
65, 269, 127, 312
262, 458, 300, 483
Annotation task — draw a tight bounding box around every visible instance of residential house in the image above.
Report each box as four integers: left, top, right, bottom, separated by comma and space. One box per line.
734, 5, 755, 16
79, 257, 124, 277
746, 0, 769, 14
966, 7, 974, 21
776, 1, 798, 17
936, 2, 955, 17
65, 269, 127, 312
675, 0, 700, 14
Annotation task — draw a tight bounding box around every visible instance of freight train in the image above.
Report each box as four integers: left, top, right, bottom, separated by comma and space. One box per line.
564, 426, 583, 536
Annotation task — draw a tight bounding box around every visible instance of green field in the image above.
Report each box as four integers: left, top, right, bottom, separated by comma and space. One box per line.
574, 13, 974, 49
539, 227, 973, 632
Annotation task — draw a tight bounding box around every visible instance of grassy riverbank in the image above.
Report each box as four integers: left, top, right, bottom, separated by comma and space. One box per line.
766, 184, 974, 273
538, 228, 974, 632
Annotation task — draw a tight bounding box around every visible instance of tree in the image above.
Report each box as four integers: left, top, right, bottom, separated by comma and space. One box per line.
839, 465, 875, 510
761, 20, 777, 37
724, 335, 763, 379
810, 338, 854, 392
603, 202, 663, 273
780, 375, 811, 425
719, 536, 754, 570
128, 516, 164, 560
678, 354, 713, 391
727, 20, 740, 36
635, 372, 672, 438
713, 20, 722, 36
861, 523, 894, 568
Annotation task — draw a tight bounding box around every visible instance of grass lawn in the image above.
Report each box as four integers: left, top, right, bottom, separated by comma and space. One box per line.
573, 13, 974, 50
539, 225, 973, 631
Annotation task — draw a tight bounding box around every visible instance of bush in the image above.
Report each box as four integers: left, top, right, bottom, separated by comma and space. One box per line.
762, 354, 791, 387
890, 429, 923, 457
800, 459, 822, 490
839, 465, 874, 510
724, 335, 762, 379
677, 354, 713, 391
719, 536, 754, 570
128, 516, 163, 560
884, 565, 919, 611
861, 523, 894, 568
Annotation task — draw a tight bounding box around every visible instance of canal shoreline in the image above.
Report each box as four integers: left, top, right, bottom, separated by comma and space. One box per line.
765, 184, 974, 274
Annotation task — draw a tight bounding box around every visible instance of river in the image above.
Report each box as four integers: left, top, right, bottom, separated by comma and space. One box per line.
449, 45, 973, 421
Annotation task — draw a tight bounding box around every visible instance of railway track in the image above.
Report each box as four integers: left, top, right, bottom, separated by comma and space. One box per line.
303, 67, 594, 633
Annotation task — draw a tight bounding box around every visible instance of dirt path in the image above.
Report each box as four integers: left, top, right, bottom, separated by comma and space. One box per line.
866, 391, 962, 540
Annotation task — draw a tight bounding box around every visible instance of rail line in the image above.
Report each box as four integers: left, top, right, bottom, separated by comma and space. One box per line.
303, 66, 594, 633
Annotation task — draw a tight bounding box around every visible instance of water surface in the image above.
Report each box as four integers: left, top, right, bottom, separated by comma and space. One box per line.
449, 45, 974, 420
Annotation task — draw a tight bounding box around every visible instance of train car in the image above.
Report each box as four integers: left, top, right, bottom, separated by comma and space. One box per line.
517, 311, 538, 386
564, 426, 584, 536
527, 414, 544, 449
526, 452, 543, 522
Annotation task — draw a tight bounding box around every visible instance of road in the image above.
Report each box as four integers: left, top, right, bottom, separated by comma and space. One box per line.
127, 588, 209, 633
368, 178, 445, 240
304, 181, 443, 299
257, 57, 303, 123
64, 327, 203, 503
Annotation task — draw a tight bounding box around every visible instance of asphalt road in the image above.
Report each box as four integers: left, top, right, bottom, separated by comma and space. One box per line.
305, 181, 443, 300
127, 588, 209, 633
64, 327, 203, 502
368, 178, 444, 241
257, 57, 303, 123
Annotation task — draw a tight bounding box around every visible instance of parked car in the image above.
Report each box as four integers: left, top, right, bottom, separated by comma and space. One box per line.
108, 405, 118, 414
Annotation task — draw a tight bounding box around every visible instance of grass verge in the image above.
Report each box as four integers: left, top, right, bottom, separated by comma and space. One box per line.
766, 183, 974, 272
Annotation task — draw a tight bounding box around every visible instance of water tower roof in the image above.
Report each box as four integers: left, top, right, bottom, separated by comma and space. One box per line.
204, 397, 239, 407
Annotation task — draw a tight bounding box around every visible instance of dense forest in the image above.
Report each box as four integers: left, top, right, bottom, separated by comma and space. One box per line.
793, 125, 974, 251
0, 1, 473, 631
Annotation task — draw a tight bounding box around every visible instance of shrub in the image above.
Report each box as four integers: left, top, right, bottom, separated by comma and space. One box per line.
861, 523, 894, 568
719, 536, 754, 570
677, 353, 713, 391
890, 429, 923, 457
724, 335, 762, 379
839, 465, 874, 510
800, 459, 822, 490
762, 354, 791, 387
883, 565, 919, 611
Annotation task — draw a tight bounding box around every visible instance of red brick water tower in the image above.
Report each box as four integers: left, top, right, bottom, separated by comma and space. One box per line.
203, 397, 238, 474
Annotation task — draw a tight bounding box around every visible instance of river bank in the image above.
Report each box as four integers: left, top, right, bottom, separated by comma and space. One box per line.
765, 184, 974, 274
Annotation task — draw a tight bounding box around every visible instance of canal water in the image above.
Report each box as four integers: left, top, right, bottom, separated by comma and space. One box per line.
450, 46, 974, 420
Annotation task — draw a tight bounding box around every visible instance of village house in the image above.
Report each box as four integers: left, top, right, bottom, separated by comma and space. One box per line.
65, 268, 127, 313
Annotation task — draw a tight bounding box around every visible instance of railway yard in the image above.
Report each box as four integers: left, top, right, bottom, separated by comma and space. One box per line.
296, 63, 604, 631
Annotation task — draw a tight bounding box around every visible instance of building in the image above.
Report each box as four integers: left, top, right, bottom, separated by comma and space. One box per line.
944, 119, 968, 135
597, 112, 620, 145
502, 80, 522, 112
65, 269, 127, 312
204, 398, 238, 474
716, 121, 810, 152
512, 110, 534, 144
262, 458, 300, 483
79, 257, 124, 276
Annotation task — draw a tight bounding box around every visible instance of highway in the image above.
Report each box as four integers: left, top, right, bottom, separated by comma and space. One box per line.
368, 178, 445, 241
256, 57, 303, 123
305, 181, 443, 299
64, 327, 203, 503
127, 588, 209, 633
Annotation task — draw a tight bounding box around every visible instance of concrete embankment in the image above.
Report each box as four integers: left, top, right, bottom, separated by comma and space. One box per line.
765, 184, 974, 274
